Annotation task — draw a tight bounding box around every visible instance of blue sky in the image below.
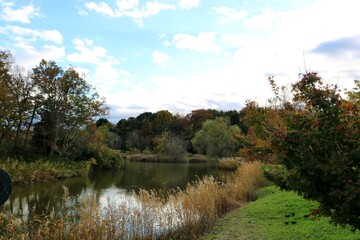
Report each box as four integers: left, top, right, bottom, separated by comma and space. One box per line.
1, 0, 360, 121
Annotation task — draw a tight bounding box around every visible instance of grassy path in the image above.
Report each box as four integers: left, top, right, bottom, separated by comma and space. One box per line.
202, 186, 360, 240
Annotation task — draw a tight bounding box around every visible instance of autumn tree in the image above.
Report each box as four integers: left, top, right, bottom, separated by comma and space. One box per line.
0, 51, 40, 155
0, 51, 15, 152
31, 60, 108, 157
270, 73, 360, 230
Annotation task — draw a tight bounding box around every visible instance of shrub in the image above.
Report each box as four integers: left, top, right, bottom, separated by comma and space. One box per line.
271, 73, 360, 230
218, 158, 242, 171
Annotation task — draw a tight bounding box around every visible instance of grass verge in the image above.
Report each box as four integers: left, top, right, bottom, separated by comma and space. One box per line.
201, 185, 360, 240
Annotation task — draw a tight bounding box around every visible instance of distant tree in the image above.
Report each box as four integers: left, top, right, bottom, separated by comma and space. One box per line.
153, 131, 187, 162
96, 118, 110, 128
224, 110, 241, 126
186, 109, 217, 132
152, 110, 173, 134
346, 79, 360, 103
192, 117, 243, 158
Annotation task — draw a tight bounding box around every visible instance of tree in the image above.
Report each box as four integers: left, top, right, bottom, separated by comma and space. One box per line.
0, 51, 16, 151
0, 51, 38, 154
192, 117, 243, 158
270, 73, 360, 230
31, 60, 108, 157
153, 131, 187, 162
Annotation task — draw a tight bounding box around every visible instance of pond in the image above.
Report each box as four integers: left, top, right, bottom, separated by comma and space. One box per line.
1, 161, 229, 223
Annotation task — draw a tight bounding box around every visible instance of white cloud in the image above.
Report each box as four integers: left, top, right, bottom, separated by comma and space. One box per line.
0, 26, 63, 44
66, 37, 133, 103
172, 32, 220, 53
210, 6, 247, 23
84, 0, 175, 27
163, 40, 171, 47
152, 50, 170, 66
116, 0, 138, 11
85, 2, 115, 17
67, 38, 108, 64
0, 24, 65, 66
1, 3, 39, 23
13, 42, 65, 66
178, 0, 201, 9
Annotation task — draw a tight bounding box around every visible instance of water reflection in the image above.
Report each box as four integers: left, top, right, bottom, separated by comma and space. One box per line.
1, 161, 225, 223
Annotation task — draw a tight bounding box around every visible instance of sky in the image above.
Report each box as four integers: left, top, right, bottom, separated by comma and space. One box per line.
1, 0, 360, 122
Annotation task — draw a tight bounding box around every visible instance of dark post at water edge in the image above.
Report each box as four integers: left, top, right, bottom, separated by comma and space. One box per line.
0, 168, 12, 206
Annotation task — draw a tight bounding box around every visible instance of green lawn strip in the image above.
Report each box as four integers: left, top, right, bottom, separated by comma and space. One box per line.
202, 186, 360, 240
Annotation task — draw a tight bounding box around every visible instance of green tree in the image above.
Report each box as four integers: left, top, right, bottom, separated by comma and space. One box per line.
192, 117, 243, 158
270, 73, 360, 230
32, 60, 108, 157
153, 131, 187, 162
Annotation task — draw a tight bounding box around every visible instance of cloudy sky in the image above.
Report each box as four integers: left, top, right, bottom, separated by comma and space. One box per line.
1, 0, 360, 121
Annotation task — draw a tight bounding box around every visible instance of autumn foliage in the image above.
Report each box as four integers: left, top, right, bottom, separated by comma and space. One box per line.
268, 73, 360, 230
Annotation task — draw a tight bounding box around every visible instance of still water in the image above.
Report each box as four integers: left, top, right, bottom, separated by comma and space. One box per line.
2, 161, 227, 222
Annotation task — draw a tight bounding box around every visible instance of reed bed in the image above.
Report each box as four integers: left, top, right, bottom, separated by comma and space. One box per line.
0, 162, 267, 240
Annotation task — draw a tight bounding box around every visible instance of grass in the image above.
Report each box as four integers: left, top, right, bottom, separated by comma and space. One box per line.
218, 157, 243, 171
0, 162, 268, 239
0, 157, 95, 184
201, 185, 360, 240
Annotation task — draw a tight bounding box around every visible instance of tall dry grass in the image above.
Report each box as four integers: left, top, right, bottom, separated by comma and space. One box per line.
0, 162, 267, 240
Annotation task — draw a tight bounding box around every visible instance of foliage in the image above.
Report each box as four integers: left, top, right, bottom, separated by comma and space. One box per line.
0, 51, 38, 155
31, 59, 108, 157
270, 73, 360, 230
86, 125, 124, 169
346, 79, 360, 101
192, 117, 244, 158
153, 131, 187, 162
114, 109, 244, 154
202, 186, 360, 240
0, 51, 109, 167
262, 164, 290, 189
0, 157, 94, 184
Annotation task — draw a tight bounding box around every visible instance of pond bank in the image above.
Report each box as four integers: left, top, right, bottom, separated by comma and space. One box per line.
0, 162, 267, 239
0, 157, 95, 184
126, 153, 208, 163
201, 186, 360, 240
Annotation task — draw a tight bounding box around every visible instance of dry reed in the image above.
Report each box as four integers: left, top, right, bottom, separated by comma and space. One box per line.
0, 162, 267, 240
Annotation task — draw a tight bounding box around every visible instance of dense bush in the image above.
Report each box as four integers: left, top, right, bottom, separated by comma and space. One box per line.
271, 73, 360, 230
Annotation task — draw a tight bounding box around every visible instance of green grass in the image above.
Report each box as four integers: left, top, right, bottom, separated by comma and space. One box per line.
202, 186, 360, 240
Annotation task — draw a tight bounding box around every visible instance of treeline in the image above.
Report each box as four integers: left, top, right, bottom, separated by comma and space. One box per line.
0, 50, 122, 169
99, 109, 247, 158
0, 49, 251, 168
